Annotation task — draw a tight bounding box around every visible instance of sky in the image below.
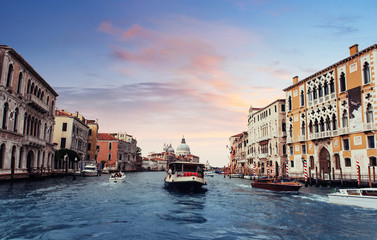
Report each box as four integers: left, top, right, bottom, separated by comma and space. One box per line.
1, 0, 377, 167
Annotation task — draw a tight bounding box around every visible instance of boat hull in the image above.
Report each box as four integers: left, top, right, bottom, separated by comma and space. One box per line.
165, 175, 206, 192
251, 182, 302, 192
328, 188, 377, 209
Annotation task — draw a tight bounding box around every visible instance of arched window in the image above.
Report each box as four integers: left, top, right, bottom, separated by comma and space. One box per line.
342, 110, 348, 128
301, 121, 305, 135
366, 103, 374, 123
289, 125, 293, 137
288, 96, 292, 111
340, 72, 346, 92
300, 90, 305, 106
18, 147, 23, 169
14, 108, 19, 132
307, 87, 312, 102
6, 64, 14, 87
314, 119, 319, 133
332, 114, 337, 130
324, 81, 329, 95
364, 62, 371, 84
17, 72, 23, 94
320, 118, 325, 132
41, 91, 44, 101
330, 78, 335, 93
27, 79, 31, 94
30, 82, 34, 95
313, 86, 317, 99
318, 84, 323, 98
370, 156, 377, 167
326, 116, 331, 131
308, 120, 313, 133
2, 103, 9, 130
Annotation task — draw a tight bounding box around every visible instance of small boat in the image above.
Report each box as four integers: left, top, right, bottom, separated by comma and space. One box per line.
328, 188, 377, 209
251, 178, 302, 192
81, 164, 98, 177
230, 173, 243, 178
243, 175, 252, 180
164, 161, 207, 192
109, 172, 126, 183
205, 171, 214, 177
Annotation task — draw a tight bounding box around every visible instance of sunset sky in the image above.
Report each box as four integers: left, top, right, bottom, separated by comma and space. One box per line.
2, 0, 377, 167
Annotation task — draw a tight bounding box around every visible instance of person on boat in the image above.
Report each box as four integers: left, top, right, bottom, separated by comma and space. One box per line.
168, 168, 172, 178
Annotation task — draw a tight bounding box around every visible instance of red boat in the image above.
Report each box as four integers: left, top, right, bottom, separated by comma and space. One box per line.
251, 179, 302, 192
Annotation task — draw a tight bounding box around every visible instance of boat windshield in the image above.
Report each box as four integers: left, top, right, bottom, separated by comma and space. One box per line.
170, 163, 204, 177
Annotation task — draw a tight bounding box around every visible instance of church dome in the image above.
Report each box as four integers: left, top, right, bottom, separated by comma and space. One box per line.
176, 136, 191, 156
167, 144, 175, 153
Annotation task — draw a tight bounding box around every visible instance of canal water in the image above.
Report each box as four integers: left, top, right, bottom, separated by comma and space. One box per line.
0, 172, 376, 240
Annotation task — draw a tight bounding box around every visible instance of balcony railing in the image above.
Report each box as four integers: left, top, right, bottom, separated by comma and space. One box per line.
364, 122, 376, 131
286, 136, 293, 144
22, 135, 46, 148
308, 101, 313, 107
339, 127, 349, 135
26, 94, 48, 113
298, 135, 306, 142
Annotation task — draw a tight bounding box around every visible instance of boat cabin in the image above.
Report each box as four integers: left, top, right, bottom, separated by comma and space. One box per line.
168, 162, 205, 178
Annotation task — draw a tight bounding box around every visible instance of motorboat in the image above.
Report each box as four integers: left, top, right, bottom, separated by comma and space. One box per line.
205, 171, 214, 177
164, 161, 207, 192
230, 173, 243, 178
109, 172, 126, 183
81, 164, 98, 177
251, 178, 302, 192
243, 175, 252, 180
328, 188, 377, 209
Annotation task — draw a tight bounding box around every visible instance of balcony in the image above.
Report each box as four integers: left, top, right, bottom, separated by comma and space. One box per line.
314, 99, 318, 105
339, 127, 349, 135
281, 131, 287, 137
25, 94, 48, 113
319, 97, 324, 103
331, 93, 336, 99
308, 101, 313, 107
298, 135, 306, 142
308, 130, 337, 140
286, 136, 293, 144
364, 122, 376, 131
22, 135, 46, 148
325, 95, 329, 101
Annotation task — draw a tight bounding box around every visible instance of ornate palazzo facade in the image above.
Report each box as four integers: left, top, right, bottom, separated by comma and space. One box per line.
0, 45, 58, 180
284, 44, 377, 180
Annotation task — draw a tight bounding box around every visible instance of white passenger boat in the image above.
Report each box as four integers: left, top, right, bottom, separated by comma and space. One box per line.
109, 172, 126, 183
81, 164, 98, 177
164, 161, 207, 192
328, 188, 377, 209
205, 171, 214, 177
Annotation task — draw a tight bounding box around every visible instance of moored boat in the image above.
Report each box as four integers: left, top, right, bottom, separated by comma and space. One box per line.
328, 188, 377, 209
164, 161, 207, 192
205, 171, 214, 177
81, 164, 98, 177
109, 172, 126, 183
251, 178, 302, 192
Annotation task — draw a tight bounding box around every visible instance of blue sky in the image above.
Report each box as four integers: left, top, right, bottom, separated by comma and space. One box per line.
2, 0, 377, 166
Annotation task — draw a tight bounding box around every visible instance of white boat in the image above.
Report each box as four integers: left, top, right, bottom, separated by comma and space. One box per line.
109, 172, 126, 183
164, 161, 207, 192
205, 171, 214, 177
81, 164, 98, 177
243, 175, 252, 180
328, 188, 377, 209
230, 173, 243, 178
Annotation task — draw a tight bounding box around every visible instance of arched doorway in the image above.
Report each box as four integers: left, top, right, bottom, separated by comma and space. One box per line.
27, 150, 34, 173
11, 146, 16, 179
319, 148, 330, 174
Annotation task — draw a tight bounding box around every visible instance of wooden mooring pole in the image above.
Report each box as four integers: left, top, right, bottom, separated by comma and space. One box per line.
340, 167, 343, 186
368, 166, 372, 188
315, 167, 319, 187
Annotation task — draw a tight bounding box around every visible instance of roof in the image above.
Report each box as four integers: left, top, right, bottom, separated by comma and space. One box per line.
98, 133, 119, 141
0, 45, 58, 96
283, 44, 377, 92
169, 161, 205, 166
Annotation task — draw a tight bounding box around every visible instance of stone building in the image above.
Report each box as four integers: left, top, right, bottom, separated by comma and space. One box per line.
86, 119, 99, 162
0, 45, 58, 180
284, 44, 377, 181
247, 100, 287, 177
229, 132, 248, 174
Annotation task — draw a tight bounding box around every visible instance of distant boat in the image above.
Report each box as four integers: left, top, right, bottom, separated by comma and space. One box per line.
164, 161, 207, 192
328, 188, 377, 209
109, 172, 126, 183
81, 164, 98, 177
243, 175, 252, 180
230, 173, 243, 178
251, 178, 302, 192
205, 171, 214, 177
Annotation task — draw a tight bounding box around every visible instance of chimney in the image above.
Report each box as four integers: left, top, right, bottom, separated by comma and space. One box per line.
349, 44, 359, 56
293, 76, 299, 84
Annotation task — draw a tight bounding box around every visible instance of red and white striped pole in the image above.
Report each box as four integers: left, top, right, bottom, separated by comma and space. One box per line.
267, 163, 270, 177
356, 160, 360, 186
271, 163, 274, 177
286, 161, 289, 178
304, 160, 308, 186
253, 163, 256, 176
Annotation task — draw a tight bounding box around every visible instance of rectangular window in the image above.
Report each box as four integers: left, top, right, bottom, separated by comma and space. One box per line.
89, 129, 92, 136
62, 123, 67, 131
60, 138, 66, 148
345, 158, 351, 167
302, 144, 306, 155
290, 146, 293, 155
87, 143, 91, 151
109, 142, 112, 150
368, 135, 375, 148
290, 160, 294, 168
343, 139, 350, 151
108, 153, 111, 161
281, 104, 285, 112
